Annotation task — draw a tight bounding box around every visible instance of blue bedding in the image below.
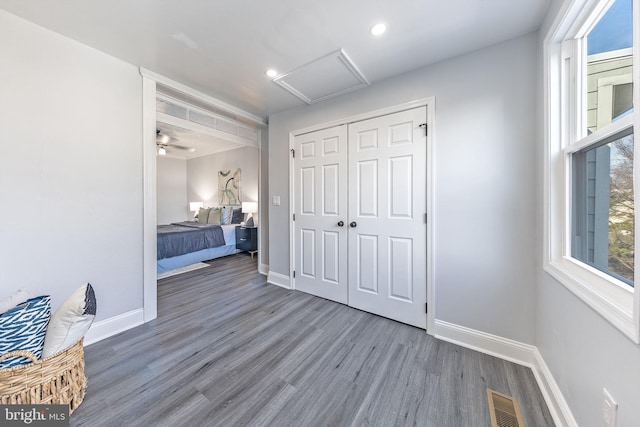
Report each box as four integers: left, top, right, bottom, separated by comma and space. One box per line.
157, 222, 225, 260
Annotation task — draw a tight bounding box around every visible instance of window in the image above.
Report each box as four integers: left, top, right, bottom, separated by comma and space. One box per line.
585, 0, 634, 134
545, 0, 639, 342
571, 128, 634, 284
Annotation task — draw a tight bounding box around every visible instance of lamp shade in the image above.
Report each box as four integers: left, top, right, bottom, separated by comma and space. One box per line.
189, 202, 204, 212
242, 202, 258, 214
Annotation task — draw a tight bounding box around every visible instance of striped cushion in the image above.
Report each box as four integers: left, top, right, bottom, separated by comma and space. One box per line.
221, 207, 233, 225
0, 295, 51, 368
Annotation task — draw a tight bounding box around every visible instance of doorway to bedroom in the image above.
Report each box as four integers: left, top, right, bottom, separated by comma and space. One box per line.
147, 77, 265, 317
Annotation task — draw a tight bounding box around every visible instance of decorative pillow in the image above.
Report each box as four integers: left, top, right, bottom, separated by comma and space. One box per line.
0, 295, 51, 368
207, 207, 221, 225
42, 283, 96, 358
0, 288, 32, 314
221, 207, 233, 225
231, 207, 243, 224
197, 207, 212, 224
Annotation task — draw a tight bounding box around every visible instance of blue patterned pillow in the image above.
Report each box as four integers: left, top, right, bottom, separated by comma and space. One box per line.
0, 295, 51, 368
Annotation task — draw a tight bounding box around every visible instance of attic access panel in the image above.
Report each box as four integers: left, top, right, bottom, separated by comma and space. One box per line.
273, 49, 369, 104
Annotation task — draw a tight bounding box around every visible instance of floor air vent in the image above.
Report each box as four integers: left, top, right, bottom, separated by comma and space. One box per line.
487, 389, 525, 427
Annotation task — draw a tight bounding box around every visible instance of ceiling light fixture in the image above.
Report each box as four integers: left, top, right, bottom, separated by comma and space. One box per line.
266, 69, 278, 78
370, 22, 387, 36
158, 146, 166, 156
156, 129, 170, 144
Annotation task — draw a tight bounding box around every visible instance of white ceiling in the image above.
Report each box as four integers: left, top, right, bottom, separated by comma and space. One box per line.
0, 0, 550, 120
156, 122, 255, 160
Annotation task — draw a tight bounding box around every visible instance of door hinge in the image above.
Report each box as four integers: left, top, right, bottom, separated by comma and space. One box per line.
291, 148, 295, 158
293, 270, 296, 278
425, 303, 428, 313
293, 213, 295, 221
419, 123, 427, 135
424, 213, 428, 223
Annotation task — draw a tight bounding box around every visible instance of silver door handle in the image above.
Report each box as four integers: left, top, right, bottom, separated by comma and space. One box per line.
350, 221, 357, 228
337, 221, 344, 227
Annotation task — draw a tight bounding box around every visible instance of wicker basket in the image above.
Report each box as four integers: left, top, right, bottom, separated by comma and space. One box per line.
0, 339, 86, 414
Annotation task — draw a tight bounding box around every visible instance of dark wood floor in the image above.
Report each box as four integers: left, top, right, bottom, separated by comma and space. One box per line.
71, 254, 554, 426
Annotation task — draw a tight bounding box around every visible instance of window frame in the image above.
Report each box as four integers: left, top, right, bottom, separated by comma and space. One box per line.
544, 0, 640, 343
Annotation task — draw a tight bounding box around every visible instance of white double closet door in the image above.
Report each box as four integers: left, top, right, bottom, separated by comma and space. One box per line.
293, 106, 427, 329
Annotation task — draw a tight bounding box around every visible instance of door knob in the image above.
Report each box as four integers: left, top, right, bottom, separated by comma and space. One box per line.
350, 221, 357, 228
337, 221, 344, 227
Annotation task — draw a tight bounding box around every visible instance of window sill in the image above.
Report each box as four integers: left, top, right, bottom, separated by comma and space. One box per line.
544, 258, 638, 343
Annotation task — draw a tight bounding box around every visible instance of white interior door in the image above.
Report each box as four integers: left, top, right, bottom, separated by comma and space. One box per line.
347, 107, 427, 328
293, 125, 348, 304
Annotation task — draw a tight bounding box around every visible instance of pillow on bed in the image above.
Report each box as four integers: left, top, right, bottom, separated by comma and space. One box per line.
231, 207, 243, 224
197, 207, 212, 224
207, 207, 221, 225
42, 283, 96, 358
221, 207, 233, 225
0, 295, 51, 368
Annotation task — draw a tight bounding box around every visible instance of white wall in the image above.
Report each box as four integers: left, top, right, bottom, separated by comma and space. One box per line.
0, 10, 143, 321
536, 273, 640, 426
157, 156, 188, 224
534, 1, 640, 426
268, 33, 538, 344
158, 146, 261, 224
187, 146, 260, 221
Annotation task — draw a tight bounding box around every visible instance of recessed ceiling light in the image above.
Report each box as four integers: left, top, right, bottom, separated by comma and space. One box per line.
266, 69, 278, 78
370, 22, 387, 36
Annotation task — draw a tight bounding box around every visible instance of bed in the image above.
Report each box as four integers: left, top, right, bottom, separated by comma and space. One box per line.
156, 221, 238, 274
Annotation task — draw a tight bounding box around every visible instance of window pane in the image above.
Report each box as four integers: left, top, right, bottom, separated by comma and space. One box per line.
572, 129, 634, 285
613, 83, 633, 118
585, 0, 634, 134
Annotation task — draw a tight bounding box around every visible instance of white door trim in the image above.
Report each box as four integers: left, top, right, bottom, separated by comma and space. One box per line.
141, 73, 158, 322
139, 68, 266, 127
289, 97, 436, 334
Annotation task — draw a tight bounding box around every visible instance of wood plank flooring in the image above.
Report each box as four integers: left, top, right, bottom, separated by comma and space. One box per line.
71, 254, 554, 426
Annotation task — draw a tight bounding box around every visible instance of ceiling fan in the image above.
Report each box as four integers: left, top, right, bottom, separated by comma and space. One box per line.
156, 129, 195, 155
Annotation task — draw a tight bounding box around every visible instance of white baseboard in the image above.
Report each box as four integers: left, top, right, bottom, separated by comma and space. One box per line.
434, 320, 537, 366
434, 319, 575, 427
259, 263, 269, 276
267, 271, 291, 289
532, 348, 579, 427
84, 308, 144, 346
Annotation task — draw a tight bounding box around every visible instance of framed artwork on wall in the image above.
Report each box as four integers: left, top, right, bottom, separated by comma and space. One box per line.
218, 168, 241, 205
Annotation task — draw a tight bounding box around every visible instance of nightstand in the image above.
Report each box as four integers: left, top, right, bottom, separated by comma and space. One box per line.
235, 226, 258, 258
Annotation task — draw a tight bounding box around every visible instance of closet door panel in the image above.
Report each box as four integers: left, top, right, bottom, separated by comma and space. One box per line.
357, 159, 379, 217
348, 106, 427, 329
293, 125, 348, 304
